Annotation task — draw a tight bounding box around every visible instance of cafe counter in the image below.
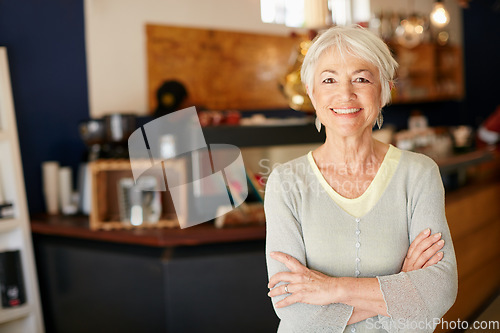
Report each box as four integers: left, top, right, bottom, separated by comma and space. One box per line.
31, 216, 274, 333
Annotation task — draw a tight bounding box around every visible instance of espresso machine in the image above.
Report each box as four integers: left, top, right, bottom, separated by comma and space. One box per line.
79, 113, 137, 161
77, 113, 137, 215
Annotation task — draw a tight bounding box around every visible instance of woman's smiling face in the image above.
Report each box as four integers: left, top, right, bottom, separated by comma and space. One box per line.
308, 48, 382, 138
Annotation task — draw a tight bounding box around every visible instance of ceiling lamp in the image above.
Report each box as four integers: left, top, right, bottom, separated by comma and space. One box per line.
395, 14, 426, 48
430, 0, 450, 28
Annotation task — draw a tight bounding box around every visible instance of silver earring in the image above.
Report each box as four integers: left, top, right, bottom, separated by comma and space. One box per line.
315, 117, 322, 132
376, 112, 384, 129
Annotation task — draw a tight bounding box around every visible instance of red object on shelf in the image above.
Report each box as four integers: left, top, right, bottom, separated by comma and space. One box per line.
477, 105, 500, 148
197, 110, 241, 127
483, 105, 500, 133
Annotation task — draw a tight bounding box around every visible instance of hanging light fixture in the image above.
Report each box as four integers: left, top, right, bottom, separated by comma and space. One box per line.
430, 0, 450, 28
395, 14, 426, 48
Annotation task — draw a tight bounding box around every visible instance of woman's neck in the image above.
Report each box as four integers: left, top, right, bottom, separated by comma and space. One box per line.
316, 130, 386, 170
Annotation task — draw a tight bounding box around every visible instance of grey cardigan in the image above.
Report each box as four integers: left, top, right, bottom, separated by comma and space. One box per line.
265, 149, 458, 332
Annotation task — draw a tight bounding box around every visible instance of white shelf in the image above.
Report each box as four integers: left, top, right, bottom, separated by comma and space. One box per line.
0, 218, 19, 233
0, 47, 44, 331
0, 304, 33, 324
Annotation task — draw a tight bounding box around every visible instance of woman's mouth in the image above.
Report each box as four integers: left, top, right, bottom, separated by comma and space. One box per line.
331, 108, 362, 115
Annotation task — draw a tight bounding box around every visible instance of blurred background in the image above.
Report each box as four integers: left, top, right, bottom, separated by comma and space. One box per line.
0, 0, 499, 332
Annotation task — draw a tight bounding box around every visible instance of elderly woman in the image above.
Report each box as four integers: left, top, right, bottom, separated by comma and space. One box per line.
265, 25, 457, 332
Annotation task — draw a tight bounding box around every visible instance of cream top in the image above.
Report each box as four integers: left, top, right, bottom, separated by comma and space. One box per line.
307, 145, 401, 218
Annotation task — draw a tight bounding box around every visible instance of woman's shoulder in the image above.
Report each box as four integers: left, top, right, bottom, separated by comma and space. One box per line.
272, 153, 310, 171
397, 148, 440, 177
264, 153, 312, 197
268, 153, 312, 180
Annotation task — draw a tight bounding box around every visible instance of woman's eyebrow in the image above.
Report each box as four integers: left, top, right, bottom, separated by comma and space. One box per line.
353, 69, 374, 76
320, 69, 375, 76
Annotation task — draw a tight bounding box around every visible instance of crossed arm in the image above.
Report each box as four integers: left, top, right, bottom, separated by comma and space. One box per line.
268, 228, 445, 324
265, 163, 457, 331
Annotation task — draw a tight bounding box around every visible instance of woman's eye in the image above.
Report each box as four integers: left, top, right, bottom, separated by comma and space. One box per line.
354, 77, 370, 83
322, 78, 335, 84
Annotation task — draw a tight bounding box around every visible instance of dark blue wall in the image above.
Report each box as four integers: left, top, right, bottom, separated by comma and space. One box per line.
462, 0, 500, 126
0, 0, 499, 214
0, 0, 89, 214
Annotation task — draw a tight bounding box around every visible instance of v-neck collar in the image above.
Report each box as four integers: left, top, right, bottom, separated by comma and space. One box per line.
306, 145, 401, 219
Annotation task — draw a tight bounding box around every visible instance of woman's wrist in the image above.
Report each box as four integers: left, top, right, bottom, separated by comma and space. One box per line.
331, 277, 350, 304
332, 277, 388, 316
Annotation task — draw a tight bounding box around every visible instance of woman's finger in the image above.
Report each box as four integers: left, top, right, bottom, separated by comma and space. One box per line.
268, 268, 314, 288
403, 234, 444, 272
275, 292, 302, 308
268, 283, 293, 297
423, 251, 444, 268
403, 231, 444, 272
414, 239, 445, 268
268, 271, 295, 288
408, 232, 441, 262
407, 228, 431, 259
410, 232, 441, 261
274, 283, 313, 308
272, 281, 333, 307
270, 251, 307, 273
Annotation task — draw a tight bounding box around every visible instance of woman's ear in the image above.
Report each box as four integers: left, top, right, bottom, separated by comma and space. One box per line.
306, 85, 316, 106
380, 81, 395, 108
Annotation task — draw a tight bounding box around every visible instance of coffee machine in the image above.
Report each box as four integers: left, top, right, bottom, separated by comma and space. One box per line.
79, 113, 137, 161
77, 113, 137, 215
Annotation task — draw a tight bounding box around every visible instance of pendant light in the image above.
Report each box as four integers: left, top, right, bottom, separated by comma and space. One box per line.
430, 0, 450, 28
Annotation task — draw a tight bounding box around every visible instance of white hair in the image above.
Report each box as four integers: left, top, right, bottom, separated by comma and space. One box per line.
301, 25, 398, 107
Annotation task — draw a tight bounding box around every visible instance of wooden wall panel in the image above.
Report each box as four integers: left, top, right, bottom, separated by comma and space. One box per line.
446, 183, 500, 240
436, 179, 500, 332
453, 221, 500, 281
438, 256, 500, 332
146, 24, 304, 111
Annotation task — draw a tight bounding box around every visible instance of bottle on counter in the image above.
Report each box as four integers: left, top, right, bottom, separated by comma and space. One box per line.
408, 110, 428, 131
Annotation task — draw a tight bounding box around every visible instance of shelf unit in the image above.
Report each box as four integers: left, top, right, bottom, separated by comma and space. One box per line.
390, 42, 464, 103
0, 47, 44, 332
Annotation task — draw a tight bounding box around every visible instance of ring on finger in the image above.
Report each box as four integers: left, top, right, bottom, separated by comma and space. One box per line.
284, 285, 289, 293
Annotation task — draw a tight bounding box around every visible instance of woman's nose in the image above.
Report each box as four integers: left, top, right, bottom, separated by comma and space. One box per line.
336, 82, 356, 101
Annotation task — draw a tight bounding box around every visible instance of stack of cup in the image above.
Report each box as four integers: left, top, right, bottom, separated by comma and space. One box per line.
42, 162, 77, 215
41, 161, 59, 215
58, 167, 77, 215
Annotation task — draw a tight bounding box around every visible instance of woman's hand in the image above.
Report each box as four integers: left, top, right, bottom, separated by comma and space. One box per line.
402, 228, 445, 272
267, 251, 338, 308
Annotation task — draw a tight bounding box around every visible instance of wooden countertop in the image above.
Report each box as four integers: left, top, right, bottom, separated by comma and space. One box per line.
30, 215, 266, 247
434, 148, 495, 173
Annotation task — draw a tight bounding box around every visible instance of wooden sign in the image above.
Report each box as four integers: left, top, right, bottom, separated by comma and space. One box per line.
146, 24, 304, 111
